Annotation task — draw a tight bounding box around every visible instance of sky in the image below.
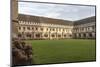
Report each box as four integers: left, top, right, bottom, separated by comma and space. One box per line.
18, 0, 95, 21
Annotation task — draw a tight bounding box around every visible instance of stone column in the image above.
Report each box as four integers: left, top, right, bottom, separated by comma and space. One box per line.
30, 33, 32, 39
56, 32, 58, 39
86, 33, 89, 39
42, 33, 44, 39
76, 33, 79, 38
41, 32, 43, 39
81, 33, 83, 38
34, 33, 36, 39
49, 32, 50, 40
50, 33, 52, 40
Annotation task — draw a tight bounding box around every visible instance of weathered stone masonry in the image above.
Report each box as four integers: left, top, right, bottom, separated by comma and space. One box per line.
18, 14, 96, 40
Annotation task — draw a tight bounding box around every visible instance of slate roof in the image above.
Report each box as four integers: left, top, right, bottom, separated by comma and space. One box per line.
74, 16, 96, 25
18, 14, 73, 25
18, 14, 96, 25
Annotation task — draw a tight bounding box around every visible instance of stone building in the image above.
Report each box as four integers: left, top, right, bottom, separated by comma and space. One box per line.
73, 16, 96, 39
17, 14, 96, 40
18, 14, 73, 40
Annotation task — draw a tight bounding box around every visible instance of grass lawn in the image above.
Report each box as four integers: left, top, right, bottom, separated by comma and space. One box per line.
25, 39, 96, 64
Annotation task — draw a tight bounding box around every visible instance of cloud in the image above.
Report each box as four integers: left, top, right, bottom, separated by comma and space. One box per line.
44, 12, 61, 18
18, 2, 95, 21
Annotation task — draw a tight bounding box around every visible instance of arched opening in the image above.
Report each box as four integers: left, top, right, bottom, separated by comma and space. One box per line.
78, 33, 81, 38
36, 34, 40, 38
58, 35, 61, 37
18, 33, 22, 38
83, 33, 86, 38
64, 35, 66, 37
44, 34, 48, 37
41, 28, 43, 31
27, 33, 31, 38
52, 34, 55, 37
89, 33, 92, 38
69, 34, 72, 37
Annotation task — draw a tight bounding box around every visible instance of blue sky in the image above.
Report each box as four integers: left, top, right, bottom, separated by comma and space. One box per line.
18, 1, 95, 21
